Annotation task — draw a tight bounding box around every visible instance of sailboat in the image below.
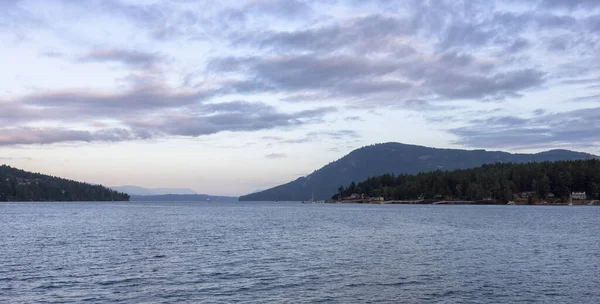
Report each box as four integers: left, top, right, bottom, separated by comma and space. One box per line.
301, 191, 317, 204
568, 193, 573, 206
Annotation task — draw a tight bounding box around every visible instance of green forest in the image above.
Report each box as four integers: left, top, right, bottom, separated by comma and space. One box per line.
0, 165, 129, 202
334, 160, 600, 203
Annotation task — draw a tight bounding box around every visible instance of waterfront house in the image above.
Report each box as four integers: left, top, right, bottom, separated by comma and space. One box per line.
571, 192, 587, 200
519, 192, 535, 199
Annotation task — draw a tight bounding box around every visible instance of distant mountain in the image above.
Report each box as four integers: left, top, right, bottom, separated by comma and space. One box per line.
130, 194, 238, 202
238, 143, 598, 201
0, 165, 129, 201
111, 185, 197, 195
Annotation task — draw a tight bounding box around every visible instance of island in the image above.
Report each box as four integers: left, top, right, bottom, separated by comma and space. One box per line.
330, 159, 600, 206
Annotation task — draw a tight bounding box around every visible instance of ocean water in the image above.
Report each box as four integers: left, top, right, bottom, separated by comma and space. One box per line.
1, 201, 599, 303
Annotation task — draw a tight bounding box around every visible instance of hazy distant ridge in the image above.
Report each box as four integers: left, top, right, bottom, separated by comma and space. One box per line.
130, 194, 238, 202
111, 185, 198, 195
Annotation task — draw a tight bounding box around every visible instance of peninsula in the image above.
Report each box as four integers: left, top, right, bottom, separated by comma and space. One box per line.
0, 165, 129, 202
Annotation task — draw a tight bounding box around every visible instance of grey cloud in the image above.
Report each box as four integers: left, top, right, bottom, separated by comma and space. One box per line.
262, 129, 360, 145
439, 22, 492, 51
40, 50, 65, 58
233, 14, 414, 54
265, 153, 288, 159
0, 127, 150, 146
588, 15, 600, 31
208, 54, 413, 101
214, 0, 312, 32
0, 101, 46, 124
20, 85, 210, 117
209, 30, 545, 103
562, 77, 600, 85
506, 38, 530, 52
126, 102, 336, 137
571, 94, 600, 102
427, 69, 545, 100
469, 116, 529, 126
311, 130, 360, 140
0, 0, 44, 33
450, 107, 600, 149
281, 138, 313, 144
388, 99, 460, 112
79, 49, 164, 69
247, 0, 312, 19
262, 136, 284, 141
539, 0, 600, 9
3, 83, 338, 146
1, 97, 336, 146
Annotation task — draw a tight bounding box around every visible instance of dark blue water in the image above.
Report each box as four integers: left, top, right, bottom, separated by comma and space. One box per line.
1, 202, 598, 303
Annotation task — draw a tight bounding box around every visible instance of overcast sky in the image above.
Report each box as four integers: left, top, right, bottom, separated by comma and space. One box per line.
1, 0, 599, 195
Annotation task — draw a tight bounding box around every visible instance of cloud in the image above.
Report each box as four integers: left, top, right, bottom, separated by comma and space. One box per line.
450, 107, 600, 149
19, 85, 210, 117
40, 50, 65, 58
2, 87, 336, 146
0, 101, 335, 146
539, 0, 600, 9
78, 49, 164, 69
233, 14, 415, 54
0, 127, 150, 146
259, 129, 360, 145
307, 130, 360, 140
571, 94, 600, 102
125, 102, 337, 137
4, 0, 600, 152
207, 51, 543, 103
265, 153, 288, 159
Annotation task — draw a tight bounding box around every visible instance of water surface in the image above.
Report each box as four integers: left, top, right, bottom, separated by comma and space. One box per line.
1, 202, 598, 303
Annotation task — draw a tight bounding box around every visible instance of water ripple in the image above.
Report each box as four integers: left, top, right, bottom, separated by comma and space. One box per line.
1, 202, 599, 303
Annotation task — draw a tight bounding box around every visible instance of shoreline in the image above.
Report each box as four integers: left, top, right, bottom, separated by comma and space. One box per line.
327, 199, 600, 206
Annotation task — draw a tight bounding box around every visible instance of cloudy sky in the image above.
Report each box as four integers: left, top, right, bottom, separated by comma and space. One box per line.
1, 0, 600, 195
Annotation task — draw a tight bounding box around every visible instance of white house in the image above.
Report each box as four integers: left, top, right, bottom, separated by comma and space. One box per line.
571, 192, 587, 200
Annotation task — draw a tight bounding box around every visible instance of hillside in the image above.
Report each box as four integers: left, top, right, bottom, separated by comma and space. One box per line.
239, 143, 597, 201
0, 165, 129, 201
336, 159, 600, 203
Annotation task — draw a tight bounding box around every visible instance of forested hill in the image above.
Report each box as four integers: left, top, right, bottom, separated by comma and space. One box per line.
239, 143, 597, 201
336, 159, 600, 203
0, 165, 129, 201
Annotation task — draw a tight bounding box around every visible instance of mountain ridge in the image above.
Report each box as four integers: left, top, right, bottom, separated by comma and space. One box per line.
238, 143, 598, 201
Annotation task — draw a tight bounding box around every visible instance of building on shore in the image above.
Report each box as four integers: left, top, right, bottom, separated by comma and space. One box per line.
518, 192, 535, 199
571, 192, 587, 200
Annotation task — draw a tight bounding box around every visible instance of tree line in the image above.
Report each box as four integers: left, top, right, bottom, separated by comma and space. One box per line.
333, 160, 600, 203
0, 165, 129, 202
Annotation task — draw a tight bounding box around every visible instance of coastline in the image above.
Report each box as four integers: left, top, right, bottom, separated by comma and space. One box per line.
327, 199, 600, 206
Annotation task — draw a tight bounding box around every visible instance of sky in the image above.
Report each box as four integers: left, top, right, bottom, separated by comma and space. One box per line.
1, 0, 600, 196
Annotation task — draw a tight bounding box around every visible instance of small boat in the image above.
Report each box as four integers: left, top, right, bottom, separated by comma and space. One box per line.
302, 192, 318, 204
507, 201, 516, 205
